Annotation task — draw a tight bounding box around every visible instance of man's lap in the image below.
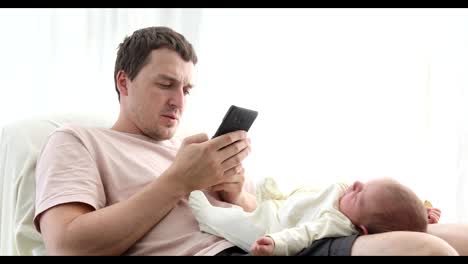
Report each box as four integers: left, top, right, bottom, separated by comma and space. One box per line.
214, 234, 359, 256
296, 234, 359, 256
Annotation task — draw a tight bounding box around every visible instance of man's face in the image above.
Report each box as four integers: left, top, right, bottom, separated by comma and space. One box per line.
122, 48, 195, 140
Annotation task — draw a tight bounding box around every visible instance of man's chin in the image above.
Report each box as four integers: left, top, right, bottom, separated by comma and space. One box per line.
157, 131, 176, 140
163, 127, 178, 139
144, 127, 176, 141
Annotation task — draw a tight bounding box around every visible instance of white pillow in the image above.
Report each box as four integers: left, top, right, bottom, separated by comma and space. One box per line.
0, 113, 114, 255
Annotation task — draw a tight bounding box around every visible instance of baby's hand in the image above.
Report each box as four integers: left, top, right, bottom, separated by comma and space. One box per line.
427, 207, 442, 224
251, 236, 275, 256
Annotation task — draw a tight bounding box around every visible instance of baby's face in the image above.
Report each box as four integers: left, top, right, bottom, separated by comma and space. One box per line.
339, 179, 387, 225
339, 181, 366, 225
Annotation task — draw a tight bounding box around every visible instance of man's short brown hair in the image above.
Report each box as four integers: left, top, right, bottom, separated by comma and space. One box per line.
114, 26, 198, 101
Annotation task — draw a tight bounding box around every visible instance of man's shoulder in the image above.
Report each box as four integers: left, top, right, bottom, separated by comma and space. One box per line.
53, 124, 104, 139
46, 124, 115, 148
57, 123, 102, 131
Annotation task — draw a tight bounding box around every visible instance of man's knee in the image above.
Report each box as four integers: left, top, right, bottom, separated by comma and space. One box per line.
351, 231, 459, 256
421, 235, 459, 256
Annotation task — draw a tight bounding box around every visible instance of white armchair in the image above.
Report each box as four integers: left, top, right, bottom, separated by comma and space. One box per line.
0, 113, 114, 255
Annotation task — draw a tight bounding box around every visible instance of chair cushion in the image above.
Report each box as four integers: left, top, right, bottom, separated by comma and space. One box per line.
0, 113, 113, 255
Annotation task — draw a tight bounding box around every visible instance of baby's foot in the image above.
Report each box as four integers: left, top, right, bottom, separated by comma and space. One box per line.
188, 191, 221, 235
257, 177, 284, 202
188, 190, 212, 212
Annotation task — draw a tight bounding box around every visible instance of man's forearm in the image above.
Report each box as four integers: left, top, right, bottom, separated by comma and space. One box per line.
50, 172, 186, 255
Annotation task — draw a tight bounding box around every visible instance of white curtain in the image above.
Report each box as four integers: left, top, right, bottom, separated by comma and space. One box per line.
0, 8, 202, 126
185, 8, 468, 223
1, 8, 467, 223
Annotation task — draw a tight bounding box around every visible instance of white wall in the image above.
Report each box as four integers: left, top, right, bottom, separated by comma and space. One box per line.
182, 8, 468, 223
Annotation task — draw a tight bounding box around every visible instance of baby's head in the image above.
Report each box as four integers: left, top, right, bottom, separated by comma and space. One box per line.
339, 177, 428, 235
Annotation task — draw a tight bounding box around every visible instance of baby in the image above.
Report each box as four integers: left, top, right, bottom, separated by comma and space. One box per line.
189, 177, 439, 256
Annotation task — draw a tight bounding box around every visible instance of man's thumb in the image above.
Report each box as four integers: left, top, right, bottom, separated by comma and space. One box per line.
182, 133, 209, 146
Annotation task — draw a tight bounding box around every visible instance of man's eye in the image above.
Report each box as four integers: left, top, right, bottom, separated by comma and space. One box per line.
159, 83, 171, 88
183, 89, 191, 95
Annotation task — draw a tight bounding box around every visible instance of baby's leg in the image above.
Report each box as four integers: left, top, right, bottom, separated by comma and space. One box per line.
188, 190, 264, 252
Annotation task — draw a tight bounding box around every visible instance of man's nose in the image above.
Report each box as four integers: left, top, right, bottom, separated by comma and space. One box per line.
168, 87, 185, 109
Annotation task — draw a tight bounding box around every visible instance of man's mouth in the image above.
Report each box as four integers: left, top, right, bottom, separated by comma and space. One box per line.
161, 114, 178, 120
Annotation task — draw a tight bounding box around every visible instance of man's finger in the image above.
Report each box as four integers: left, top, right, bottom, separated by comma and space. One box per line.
182, 133, 209, 146
211, 131, 247, 150
221, 147, 250, 171
219, 139, 250, 162
209, 182, 240, 192
223, 165, 244, 178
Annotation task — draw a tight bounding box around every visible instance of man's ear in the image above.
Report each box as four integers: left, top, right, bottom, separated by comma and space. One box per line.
116, 70, 129, 97
358, 225, 369, 235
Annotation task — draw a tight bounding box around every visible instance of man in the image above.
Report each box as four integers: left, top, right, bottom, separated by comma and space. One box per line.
34, 26, 466, 256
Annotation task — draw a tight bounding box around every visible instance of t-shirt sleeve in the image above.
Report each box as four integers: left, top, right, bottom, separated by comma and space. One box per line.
33, 130, 106, 232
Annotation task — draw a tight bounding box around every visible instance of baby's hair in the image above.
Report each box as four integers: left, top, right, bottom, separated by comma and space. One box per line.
364, 179, 428, 234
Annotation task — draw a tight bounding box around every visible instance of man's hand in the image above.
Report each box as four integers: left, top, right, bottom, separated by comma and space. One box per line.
212, 183, 257, 212
427, 207, 442, 224
251, 236, 275, 256
209, 163, 245, 204
208, 137, 257, 212
167, 131, 250, 195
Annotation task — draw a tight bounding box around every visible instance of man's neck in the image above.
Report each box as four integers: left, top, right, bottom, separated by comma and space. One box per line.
111, 112, 144, 136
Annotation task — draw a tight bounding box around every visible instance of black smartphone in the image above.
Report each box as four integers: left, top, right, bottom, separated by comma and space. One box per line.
212, 105, 258, 139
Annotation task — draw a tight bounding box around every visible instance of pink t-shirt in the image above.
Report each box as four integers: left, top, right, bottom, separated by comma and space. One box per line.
34, 125, 255, 256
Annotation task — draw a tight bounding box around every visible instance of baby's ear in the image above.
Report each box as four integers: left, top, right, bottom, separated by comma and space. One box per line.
358, 225, 369, 235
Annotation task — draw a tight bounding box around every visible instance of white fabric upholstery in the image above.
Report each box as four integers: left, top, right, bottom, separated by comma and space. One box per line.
0, 113, 114, 255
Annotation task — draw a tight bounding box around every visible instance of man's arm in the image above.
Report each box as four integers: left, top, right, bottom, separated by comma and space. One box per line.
39, 173, 185, 255
38, 131, 251, 255
233, 191, 257, 212
214, 181, 257, 212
